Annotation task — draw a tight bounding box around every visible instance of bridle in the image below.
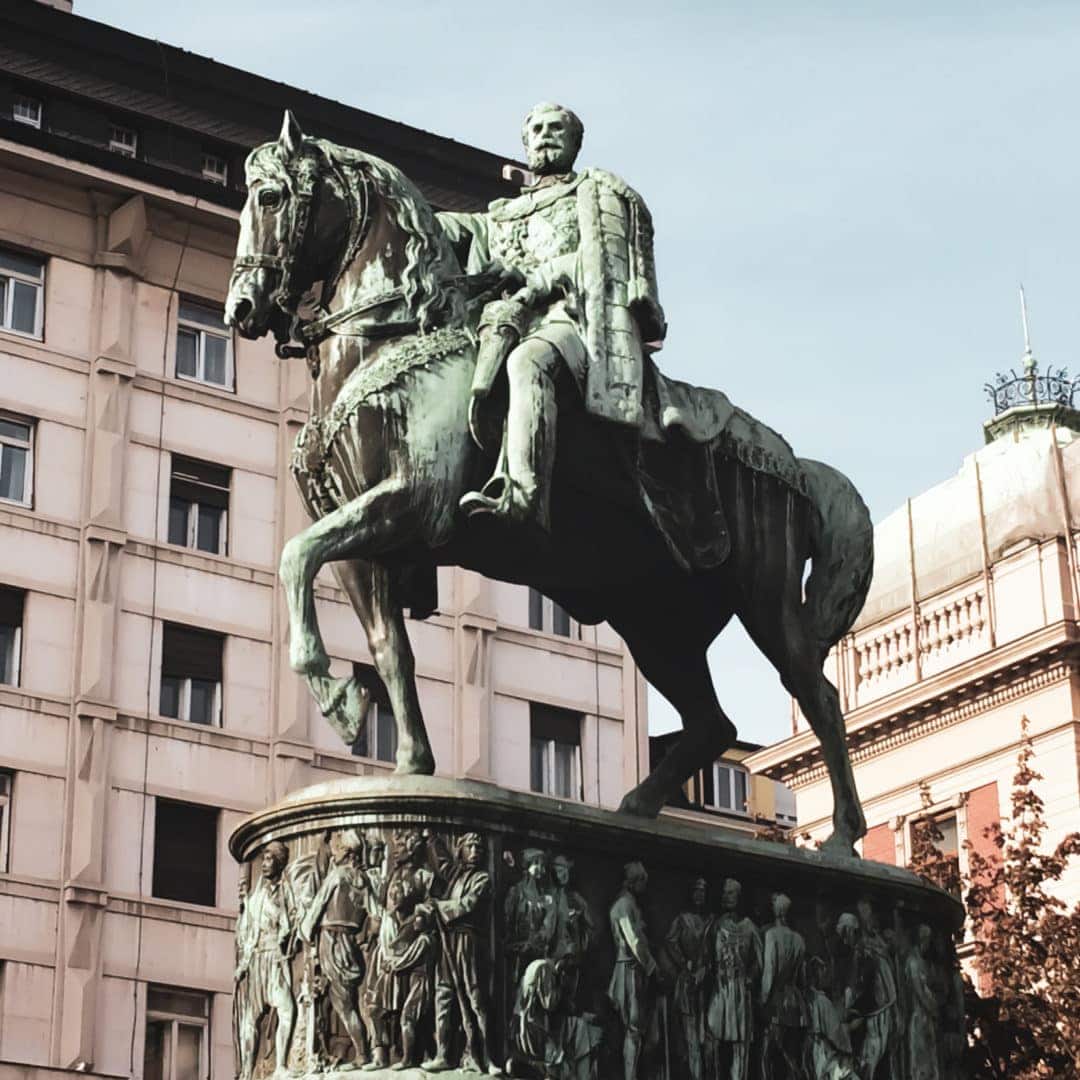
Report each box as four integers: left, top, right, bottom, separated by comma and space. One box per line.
231, 143, 375, 357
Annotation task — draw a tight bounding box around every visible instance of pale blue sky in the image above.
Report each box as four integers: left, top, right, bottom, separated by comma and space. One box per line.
80, 0, 1080, 744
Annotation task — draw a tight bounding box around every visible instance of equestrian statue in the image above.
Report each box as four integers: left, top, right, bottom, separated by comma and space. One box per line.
225, 105, 874, 856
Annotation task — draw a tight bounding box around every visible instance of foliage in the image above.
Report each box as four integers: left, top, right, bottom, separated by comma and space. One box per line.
911, 717, 1080, 1078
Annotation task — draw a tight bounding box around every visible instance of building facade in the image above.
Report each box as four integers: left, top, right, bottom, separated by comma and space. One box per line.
0, 4, 646, 1077
749, 365, 1080, 918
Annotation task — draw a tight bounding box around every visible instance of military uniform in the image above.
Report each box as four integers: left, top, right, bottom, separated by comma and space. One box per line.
441, 168, 665, 429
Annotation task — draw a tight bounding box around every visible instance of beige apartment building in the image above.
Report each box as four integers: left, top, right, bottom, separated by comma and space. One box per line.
750, 355, 1080, 916
0, 4, 651, 1077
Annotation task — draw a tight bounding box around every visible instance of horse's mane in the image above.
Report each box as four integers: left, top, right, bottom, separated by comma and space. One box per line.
246, 139, 466, 331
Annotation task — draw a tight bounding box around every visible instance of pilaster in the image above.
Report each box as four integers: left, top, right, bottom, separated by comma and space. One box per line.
454, 570, 496, 780
51, 194, 142, 1070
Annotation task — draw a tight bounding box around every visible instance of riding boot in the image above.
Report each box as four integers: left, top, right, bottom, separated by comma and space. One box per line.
503, 347, 556, 532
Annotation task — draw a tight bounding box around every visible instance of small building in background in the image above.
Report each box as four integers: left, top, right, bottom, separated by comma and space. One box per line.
651, 732, 798, 836
749, 335, 1080, 918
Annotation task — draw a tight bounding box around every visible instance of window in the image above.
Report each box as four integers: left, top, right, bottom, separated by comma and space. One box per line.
176, 300, 233, 390
528, 588, 572, 637
701, 761, 749, 815
160, 624, 223, 726
0, 415, 33, 506
530, 703, 582, 800
350, 664, 397, 763
168, 456, 229, 555
0, 249, 44, 338
109, 124, 138, 158
12, 96, 42, 130
144, 986, 210, 1080
909, 810, 962, 896
0, 587, 24, 686
152, 798, 218, 906
0, 771, 11, 872
201, 153, 227, 185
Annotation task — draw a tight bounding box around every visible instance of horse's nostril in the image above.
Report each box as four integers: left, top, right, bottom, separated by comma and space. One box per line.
229, 297, 253, 327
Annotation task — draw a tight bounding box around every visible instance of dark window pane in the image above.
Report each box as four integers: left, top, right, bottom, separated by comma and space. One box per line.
350, 711, 371, 758
179, 301, 226, 331
530, 737, 546, 794
376, 704, 397, 763
143, 1018, 168, 1080
552, 603, 571, 637
734, 769, 748, 813
11, 281, 38, 334
0, 624, 18, 684
152, 798, 218, 906
162, 624, 223, 682
203, 334, 228, 386
716, 766, 733, 810
176, 328, 198, 377
195, 504, 222, 554
0, 250, 43, 278
188, 678, 217, 725
0, 446, 27, 502
168, 497, 191, 546
0, 278, 6, 322
528, 588, 543, 631
0, 418, 30, 442
160, 675, 181, 719
171, 457, 230, 510
148, 987, 207, 1018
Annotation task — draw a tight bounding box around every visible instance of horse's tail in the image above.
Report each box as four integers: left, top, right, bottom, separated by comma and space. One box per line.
800, 458, 874, 663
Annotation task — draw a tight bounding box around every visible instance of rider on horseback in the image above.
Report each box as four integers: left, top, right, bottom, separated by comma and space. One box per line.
440, 102, 666, 531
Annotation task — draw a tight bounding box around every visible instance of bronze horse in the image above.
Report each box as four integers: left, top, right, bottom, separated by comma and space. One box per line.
225, 113, 873, 855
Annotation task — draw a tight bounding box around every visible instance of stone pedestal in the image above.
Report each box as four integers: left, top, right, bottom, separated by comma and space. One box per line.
229, 777, 963, 1080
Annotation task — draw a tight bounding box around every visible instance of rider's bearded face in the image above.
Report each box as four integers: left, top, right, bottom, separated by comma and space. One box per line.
525, 109, 579, 175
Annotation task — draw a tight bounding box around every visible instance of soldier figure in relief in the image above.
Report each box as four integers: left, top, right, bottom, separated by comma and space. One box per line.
440, 102, 666, 530
706, 878, 762, 1080
298, 830, 371, 1070
607, 861, 658, 1080
759, 893, 808, 1080
505, 848, 555, 986
234, 841, 298, 1080
664, 877, 713, 1080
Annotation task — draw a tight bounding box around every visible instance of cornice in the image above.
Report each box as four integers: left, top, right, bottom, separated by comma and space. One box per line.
749, 623, 1080, 787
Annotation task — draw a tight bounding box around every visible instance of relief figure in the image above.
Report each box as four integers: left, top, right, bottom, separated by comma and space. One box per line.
759, 893, 807, 1080
664, 877, 712, 1080
298, 829, 371, 1070
235, 841, 298, 1080
905, 925, 941, 1080
706, 878, 761, 1080
607, 861, 658, 1080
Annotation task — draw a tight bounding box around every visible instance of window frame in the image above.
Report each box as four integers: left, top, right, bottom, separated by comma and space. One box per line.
0, 771, 11, 873
0, 413, 33, 508
175, 300, 235, 391
201, 153, 228, 185
527, 588, 575, 638
529, 704, 583, 801
144, 986, 211, 1080
0, 250, 45, 340
0, 587, 24, 688
905, 801, 966, 893
159, 674, 222, 727
12, 96, 42, 130
349, 664, 397, 763
167, 456, 230, 556
703, 761, 750, 816
151, 798, 219, 908
109, 124, 138, 158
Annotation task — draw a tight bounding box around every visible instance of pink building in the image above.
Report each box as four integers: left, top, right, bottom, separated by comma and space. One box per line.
750, 351, 1080, 923
0, 5, 648, 1076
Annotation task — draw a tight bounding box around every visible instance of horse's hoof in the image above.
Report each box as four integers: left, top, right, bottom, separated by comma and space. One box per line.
394, 745, 436, 776
288, 640, 330, 678
819, 832, 860, 859
617, 789, 663, 819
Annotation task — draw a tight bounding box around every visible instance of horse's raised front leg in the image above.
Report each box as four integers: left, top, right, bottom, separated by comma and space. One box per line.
331, 559, 434, 775
279, 478, 434, 773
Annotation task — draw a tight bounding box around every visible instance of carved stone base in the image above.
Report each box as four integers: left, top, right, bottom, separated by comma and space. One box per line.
230, 777, 964, 1080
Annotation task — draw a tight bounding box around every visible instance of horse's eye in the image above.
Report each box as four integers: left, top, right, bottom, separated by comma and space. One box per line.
258, 186, 283, 209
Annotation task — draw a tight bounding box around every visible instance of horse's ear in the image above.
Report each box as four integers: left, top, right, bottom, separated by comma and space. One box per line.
279, 110, 304, 157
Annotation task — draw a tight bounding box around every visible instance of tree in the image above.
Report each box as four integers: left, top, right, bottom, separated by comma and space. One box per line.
912, 717, 1080, 1078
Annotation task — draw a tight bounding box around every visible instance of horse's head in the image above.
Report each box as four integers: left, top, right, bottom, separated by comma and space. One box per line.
226, 111, 353, 341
